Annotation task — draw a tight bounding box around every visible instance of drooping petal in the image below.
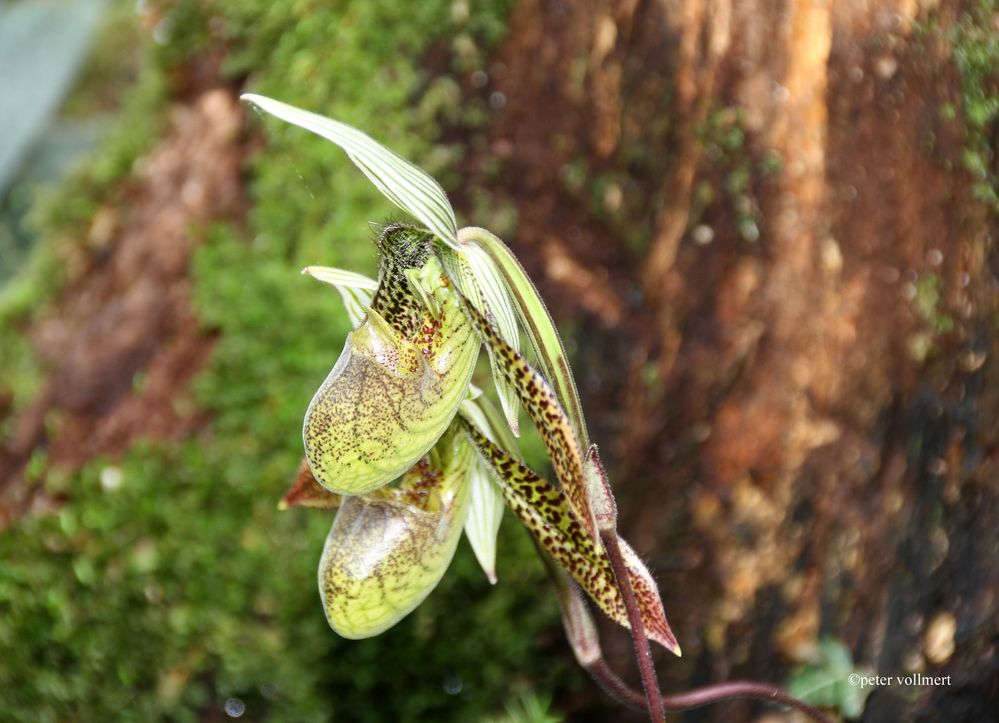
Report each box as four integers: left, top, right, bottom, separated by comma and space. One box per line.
463, 461, 503, 585
318, 427, 473, 638
458, 393, 524, 584
461, 418, 680, 655
458, 398, 508, 584
241, 94, 459, 248
457, 293, 599, 544
303, 227, 480, 495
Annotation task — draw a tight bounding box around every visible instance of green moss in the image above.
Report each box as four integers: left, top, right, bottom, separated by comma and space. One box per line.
951, 0, 999, 212
0, 441, 563, 722
0, 1, 579, 721
693, 107, 770, 243
912, 272, 955, 335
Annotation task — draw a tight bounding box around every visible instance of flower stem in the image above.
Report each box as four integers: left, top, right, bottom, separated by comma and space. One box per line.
583, 658, 834, 722
601, 528, 666, 722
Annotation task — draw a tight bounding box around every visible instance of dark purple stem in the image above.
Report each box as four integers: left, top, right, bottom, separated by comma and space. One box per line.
584, 659, 834, 723
601, 529, 666, 722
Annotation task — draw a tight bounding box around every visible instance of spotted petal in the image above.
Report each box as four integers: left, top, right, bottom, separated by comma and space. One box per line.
303, 227, 479, 495
456, 227, 589, 446
461, 417, 680, 654
458, 293, 599, 543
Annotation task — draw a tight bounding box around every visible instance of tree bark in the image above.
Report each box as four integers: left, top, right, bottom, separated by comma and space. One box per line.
484, 1, 999, 720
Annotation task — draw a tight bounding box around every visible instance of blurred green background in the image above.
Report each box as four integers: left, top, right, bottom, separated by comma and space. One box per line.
0, 1, 574, 721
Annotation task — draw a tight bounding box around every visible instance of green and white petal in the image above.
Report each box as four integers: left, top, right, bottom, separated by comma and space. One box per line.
242, 93, 458, 248
439, 245, 522, 436
464, 459, 504, 585
458, 398, 511, 584
302, 265, 376, 327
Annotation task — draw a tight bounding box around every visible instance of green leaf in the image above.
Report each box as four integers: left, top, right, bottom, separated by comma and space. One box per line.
787, 637, 872, 719
487, 691, 565, 723
241, 93, 458, 247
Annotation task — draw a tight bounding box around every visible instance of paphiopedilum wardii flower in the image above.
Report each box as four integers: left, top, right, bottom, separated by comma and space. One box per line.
242, 94, 680, 655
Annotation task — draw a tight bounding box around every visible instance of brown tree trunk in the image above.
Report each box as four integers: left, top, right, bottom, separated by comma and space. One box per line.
484, 0, 998, 719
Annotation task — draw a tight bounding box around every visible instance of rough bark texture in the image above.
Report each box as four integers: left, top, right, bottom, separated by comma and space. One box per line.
478, 0, 998, 720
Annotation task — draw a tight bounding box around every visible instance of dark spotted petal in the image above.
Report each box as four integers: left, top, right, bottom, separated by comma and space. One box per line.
462, 418, 680, 654
303, 228, 479, 495
458, 295, 599, 543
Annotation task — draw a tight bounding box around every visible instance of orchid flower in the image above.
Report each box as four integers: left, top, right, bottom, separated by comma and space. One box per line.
276, 215, 679, 651
237, 94, 845, 723
242, 95, 836, 723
